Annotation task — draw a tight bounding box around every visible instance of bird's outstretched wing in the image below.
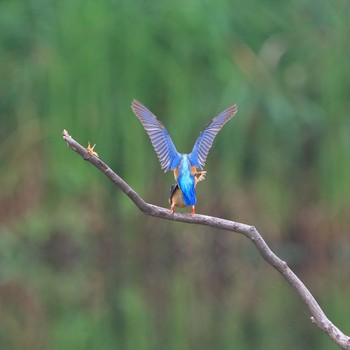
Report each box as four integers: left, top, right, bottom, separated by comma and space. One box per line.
132, 99, 181, 172
189, 104, 237, 169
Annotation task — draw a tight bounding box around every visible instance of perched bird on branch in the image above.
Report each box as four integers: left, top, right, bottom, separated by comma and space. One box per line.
169, 171, 207, 213
131, 100, 237, 214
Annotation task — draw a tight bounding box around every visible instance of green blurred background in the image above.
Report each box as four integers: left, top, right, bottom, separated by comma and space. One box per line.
1, 0, 349, 349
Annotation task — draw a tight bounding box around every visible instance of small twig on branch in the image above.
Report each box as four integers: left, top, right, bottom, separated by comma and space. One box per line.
62, 129, 350, 349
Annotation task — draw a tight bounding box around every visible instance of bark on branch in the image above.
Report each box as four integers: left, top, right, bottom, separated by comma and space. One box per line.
62, 129, 350, 349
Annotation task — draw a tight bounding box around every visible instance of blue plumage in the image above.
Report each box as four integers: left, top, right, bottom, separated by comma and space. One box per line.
131, 100, 181, 172
189, 105, 238, 169
131, 99, 237, 213
177, 155, 196, 206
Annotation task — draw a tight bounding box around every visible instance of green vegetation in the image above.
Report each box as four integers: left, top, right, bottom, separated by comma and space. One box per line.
0, 0, 349, 349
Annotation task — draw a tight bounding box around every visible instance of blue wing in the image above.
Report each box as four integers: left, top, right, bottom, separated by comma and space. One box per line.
131, 99, 181, 172
189, 104, 237, 169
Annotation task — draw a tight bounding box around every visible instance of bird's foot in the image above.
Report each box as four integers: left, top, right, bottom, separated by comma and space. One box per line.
170, 205, 175, 213
191, 206, 195, 215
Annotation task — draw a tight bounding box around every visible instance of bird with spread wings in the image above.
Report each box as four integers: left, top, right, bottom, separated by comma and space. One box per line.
131, 100, 237, 214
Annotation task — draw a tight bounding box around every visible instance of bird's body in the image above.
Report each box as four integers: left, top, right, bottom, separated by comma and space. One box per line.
131, 100, 237, 214
169, 170, 207, 214
176, 155, 196, 206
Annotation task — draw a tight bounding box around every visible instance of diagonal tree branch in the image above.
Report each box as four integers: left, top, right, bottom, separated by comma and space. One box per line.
62, 129, 350, 349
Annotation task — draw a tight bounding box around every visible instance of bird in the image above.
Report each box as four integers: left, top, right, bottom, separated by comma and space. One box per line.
131, 99, 237, 214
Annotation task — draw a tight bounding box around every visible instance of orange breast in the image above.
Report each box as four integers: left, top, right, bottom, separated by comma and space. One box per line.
172, 187, 187, 208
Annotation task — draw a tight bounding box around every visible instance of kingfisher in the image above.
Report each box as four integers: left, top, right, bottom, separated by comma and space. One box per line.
131, 100, 237, 214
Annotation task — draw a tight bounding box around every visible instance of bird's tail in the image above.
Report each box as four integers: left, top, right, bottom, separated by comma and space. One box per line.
180, 183, 196, 206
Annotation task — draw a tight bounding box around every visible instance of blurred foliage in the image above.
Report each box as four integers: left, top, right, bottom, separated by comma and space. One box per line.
0, 0, 350, 349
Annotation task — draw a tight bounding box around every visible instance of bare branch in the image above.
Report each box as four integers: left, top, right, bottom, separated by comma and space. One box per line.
62, 129, 350, 349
